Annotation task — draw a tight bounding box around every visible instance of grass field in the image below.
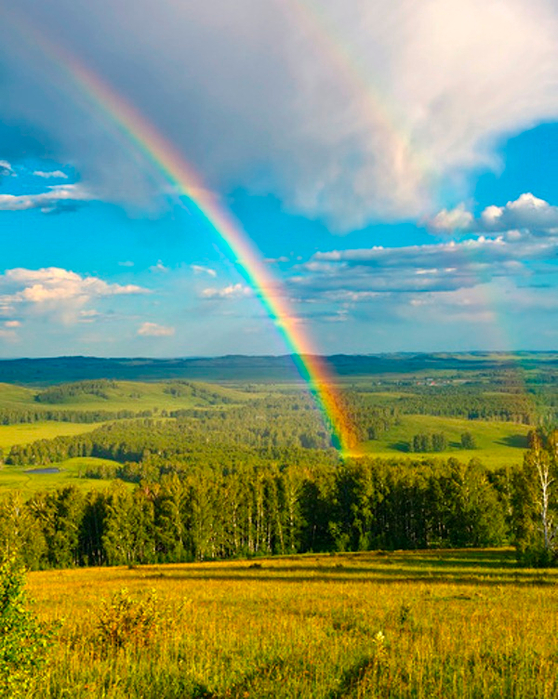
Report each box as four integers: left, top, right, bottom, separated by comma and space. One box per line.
356, 414, 531, 467
0, 457, 123, 494
0, 421, 103, 450
25, 549, 557, 698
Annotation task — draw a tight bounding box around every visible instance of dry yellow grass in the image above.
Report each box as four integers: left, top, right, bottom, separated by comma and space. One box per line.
24, 549, 558, 698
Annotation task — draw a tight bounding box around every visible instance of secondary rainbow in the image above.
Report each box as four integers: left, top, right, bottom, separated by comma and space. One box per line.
4, 13, 354, 453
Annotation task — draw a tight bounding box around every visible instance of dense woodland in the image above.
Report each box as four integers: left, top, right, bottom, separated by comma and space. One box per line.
0, 449, 554, 568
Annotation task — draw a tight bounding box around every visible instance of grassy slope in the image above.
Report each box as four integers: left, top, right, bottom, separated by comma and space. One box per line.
356, 414, 531, 467
27, 549, 558, 698
0, 382, 37, 407
0, 421, 102, 450
15, 380, 250, 413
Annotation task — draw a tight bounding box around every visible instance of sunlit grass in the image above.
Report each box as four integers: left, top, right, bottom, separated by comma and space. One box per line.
0, 422, 102, 450
0, 457, 124, 494
26, 549, 558, 698
357, 414, 530, 467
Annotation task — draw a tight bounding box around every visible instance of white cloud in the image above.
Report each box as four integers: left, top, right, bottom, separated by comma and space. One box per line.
428, 204, 474, 234
429, 193, 558, 235
4, 320, 20, 328
137, 322, 175, 337
0, 184, 90, 212
201, 283, 252, 299
2, 1, 558, 229
0, 160, 14, 177
480, 193, 558, 232
149, 260, 168, 273
0, 267, 148, 324
1, 267, 146, 302
33, 170, 68, 179
294, 214, 558, 300
191, 264, 217, 277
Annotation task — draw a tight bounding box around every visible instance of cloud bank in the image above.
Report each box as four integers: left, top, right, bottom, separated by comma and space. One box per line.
1, 1, 558, 229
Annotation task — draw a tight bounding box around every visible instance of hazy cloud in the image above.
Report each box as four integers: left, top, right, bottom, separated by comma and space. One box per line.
33, 169, 68, 179
137, 322, 175, 337
201, 283, 252, 299
0, 160, 14, 177
191, 264, 217, 278
2, 1, 558, 229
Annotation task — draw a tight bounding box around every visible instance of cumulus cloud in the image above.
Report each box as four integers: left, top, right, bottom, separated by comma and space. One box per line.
429, 193, 558, 235
0, 267, 148, 324
428, 204, 475, 234
33, 169, 68, 179
2, 1, 558, 229
201, 283, 252, 299
0, 184, 90, 213
480, 193, 558, 232
1, 267, 145, 301
137, 322, 175, 337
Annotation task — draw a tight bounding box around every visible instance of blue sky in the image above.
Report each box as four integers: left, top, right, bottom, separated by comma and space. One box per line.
1, 1, 558, 357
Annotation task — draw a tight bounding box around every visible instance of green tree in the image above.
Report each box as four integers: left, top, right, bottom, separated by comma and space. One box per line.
0, 557, 50, 698
513, 430, 558, 565
460, 432, 477, 449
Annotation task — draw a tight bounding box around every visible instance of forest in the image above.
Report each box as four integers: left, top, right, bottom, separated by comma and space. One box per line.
0, 358, 556, 569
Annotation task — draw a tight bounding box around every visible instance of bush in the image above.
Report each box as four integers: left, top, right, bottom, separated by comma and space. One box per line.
96, 588, 162, 649
0, 557, 50, 698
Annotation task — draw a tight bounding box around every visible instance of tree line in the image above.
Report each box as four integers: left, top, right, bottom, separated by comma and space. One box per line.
0, 449, 555, 569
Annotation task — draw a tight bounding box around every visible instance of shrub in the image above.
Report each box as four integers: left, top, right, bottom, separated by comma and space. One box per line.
96, 588, 162, 649
0, 556, 50, 698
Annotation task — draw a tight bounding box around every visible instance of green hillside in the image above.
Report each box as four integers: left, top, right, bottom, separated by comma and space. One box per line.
359, 414, 530, 467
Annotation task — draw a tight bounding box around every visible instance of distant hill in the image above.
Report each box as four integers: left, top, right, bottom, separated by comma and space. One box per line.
0, 352, 557, 385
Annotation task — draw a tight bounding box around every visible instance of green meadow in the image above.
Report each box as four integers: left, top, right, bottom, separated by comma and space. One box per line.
24, 549, 558, 699
0, 422, 102, 450
0, 456, 124, 494
358, 414, 531, 468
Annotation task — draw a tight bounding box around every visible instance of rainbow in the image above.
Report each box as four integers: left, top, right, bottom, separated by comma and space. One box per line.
1, 10, 356, 454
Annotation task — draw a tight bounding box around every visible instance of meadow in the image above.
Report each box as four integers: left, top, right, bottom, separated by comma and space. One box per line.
0, 457, 124, 493
25, 549, 558, 699
357, 413, 530, 468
